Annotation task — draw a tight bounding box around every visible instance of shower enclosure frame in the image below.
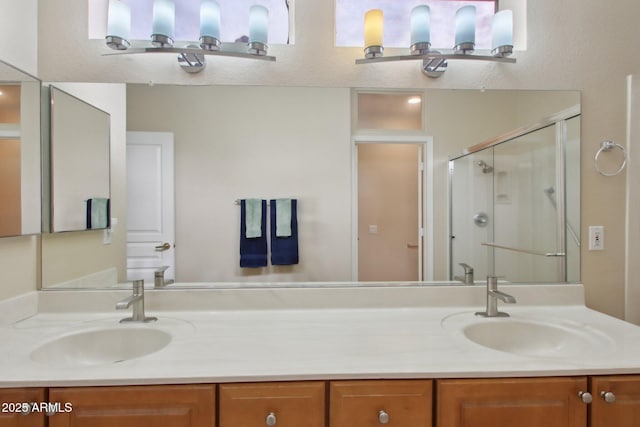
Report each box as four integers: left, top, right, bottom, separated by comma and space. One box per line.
448, 105, 581, 282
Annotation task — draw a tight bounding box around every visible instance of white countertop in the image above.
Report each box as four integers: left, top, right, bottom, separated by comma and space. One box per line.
2, 283, 640, 387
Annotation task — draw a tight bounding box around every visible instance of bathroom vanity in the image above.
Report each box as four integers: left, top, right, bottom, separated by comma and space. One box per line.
1, 284, 640, 427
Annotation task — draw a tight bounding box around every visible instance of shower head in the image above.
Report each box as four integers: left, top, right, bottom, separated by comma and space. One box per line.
476, 160, 493, 173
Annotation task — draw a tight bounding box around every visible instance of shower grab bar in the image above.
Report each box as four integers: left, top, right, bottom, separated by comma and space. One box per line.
481, 242, 565, 257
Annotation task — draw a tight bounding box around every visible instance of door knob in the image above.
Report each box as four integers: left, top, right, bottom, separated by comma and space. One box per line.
378, 410, 390, 424
155, 242, 171, 251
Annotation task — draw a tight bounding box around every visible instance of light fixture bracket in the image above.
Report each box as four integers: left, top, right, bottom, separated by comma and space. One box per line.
103, 46, 276, 73
356, 51, 515, 78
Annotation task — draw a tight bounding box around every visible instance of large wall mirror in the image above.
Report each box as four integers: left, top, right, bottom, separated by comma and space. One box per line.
39, 85, 580, 289
43, 86, 110, 233
0, 61, 41, 237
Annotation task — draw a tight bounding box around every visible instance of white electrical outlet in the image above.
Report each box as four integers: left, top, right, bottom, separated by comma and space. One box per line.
589, 226, 604, 251
103, 229, 112, 245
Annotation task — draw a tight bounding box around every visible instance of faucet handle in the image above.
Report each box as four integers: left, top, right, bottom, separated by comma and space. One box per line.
459, 263, 473, 273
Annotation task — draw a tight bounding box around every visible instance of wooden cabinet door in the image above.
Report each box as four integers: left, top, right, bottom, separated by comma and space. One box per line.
0, 388, 46, 427
330, 379, 433, 427
48, 384, 215, 427
437, 377, 588, 427
591, 375, 640, 427
219, 381, 324, 427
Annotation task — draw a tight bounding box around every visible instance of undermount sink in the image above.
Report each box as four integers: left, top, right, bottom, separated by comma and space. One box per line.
30, 327, 171, 366
443, 313, 615, 359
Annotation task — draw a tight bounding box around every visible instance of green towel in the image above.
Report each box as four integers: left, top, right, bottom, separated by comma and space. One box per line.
245, 198, 262, 238
276, 198, 292, 237
89, 198, 109, 229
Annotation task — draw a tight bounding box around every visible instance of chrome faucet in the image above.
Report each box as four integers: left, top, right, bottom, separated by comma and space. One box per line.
154, 266, 174, 288
454, 263, 474, 284
116, 280, 157, 323
475, 275, 516, 317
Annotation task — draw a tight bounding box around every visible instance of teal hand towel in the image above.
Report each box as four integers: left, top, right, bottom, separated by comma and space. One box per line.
245, 198, 263, 238
276, 198, 292, 237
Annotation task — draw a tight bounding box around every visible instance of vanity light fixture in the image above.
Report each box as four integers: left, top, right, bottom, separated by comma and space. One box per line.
248, 5, 270, 56
105, 0, 131, 50
151, 0, 175, 47
364, 9, 384, 58
104, 0, 276, 74
356, 6, 515, 78
454, 5, 476, 54
199, 0, 221, 51
492, 10, 513, 57
410, 5, 431, 55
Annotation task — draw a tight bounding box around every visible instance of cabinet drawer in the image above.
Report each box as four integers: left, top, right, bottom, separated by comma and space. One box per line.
591, 375, 640, 426
218, 381, 325, 427
0, 388, 46, 427
437, 377, 587, 427
48, 384, 215, 427
330, 380, 433, 427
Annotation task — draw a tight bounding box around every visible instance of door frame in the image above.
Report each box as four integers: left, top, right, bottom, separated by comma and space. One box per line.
351, 135, 434, 281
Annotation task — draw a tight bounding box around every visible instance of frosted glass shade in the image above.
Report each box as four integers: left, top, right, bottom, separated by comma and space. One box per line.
249, 5, 269, 44
492, 10, 513, 53
410, 5, 430, 47
106, 0, 131, 41
200, 0, 221, 40
455, 5, 476, 51
152, 0, 175, 40
364, 9, 383, 48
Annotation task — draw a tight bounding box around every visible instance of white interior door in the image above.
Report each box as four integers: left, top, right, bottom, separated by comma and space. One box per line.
126, 131, 175, 283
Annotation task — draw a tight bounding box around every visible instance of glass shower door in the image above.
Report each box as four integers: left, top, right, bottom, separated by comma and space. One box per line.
449, 150, 494, 282
492, 124, 562, 282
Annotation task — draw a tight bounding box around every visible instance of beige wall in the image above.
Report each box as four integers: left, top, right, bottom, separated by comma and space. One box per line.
41, 83, 127, 287
0, 0, 38, 301
0, 1, 631, 317
127, 85, 352, 282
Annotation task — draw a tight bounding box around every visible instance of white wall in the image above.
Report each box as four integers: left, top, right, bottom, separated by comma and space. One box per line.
127, 85, 352, 282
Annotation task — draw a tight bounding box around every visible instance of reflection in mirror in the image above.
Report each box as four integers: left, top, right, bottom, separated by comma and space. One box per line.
39, 87, 580, 289
449, 106, 581, 283
0, 62, 40, 237
44, 86, 110, 232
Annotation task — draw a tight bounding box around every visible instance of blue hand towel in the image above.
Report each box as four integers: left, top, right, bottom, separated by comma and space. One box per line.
240, 199, 268, 268
270, 199, 299, 266
86, 198, 110, 229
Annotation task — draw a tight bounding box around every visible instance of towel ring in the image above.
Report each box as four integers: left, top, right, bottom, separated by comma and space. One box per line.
595, 140, 627, 177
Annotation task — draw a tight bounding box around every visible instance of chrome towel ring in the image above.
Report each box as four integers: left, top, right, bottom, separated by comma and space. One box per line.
595, 140, 627, 176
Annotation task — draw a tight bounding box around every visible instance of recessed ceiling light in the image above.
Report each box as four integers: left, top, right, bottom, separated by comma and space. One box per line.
407, 97, 421, 104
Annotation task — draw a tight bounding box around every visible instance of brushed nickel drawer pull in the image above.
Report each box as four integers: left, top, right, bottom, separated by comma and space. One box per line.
600, 391, 616, 403
265, 412, 277, 426
378, 410, 390, 424
578, 391, 593, 404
